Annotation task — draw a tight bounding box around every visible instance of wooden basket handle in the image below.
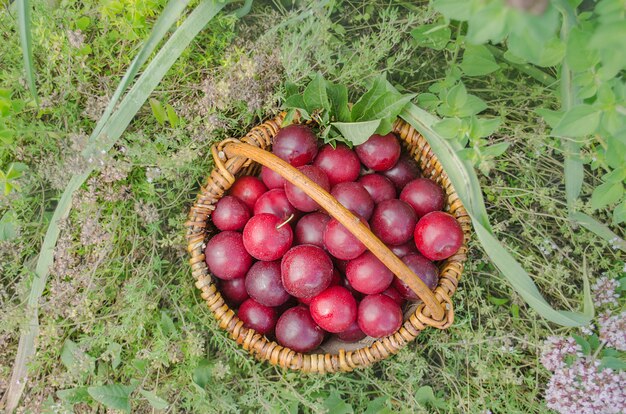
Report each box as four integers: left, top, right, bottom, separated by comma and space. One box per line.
220, 140, 446, 321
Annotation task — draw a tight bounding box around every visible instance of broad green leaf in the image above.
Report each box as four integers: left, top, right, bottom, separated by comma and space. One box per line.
481, 142, 510, 157
323, 391, 353, 414
446, 83, 467, 109
160, 311, 176, 336
149, 99, 166, 125
535, 108, 563, 129
303, 73, 330, 113
192, 359, 212, 389
88, 384, 134, 412
351, 76, 388, 121
433, 117, 462, 139
591, 181, 623, 210
107, 342, 122, 370
61, 339, 95, 375
4, 1, 227, 411
401, 103, 594, 326
0, 211, 17, 241
460, 44, 499, 76
326, 81, 351, 122
166, 104, 179, 127
553, 105, 601, 137
358, 93, 416, 123
599, 356, 626, 371
415, 386, 446, 408
466, 2, 510, 44
432, 0, 472, 21
488, 296, 509, 306
508, 33, 565, 67
572, 334, 591, 355
471, 117, 501, 138
570, 212, 626, 253
57, 387, 90, 404
411, 24, 452, 51
565, 27, 599, 72
614, 201, 626, 225
417, 92, 440, 110
139, 389, 169, 410
284, 94, 306, 110
363, 397, 390, 414
16, 0, 37, 102
332, 120, 382, 146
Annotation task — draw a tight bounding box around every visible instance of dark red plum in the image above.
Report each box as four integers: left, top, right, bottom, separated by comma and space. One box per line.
358, 174, 396, 204
243, 213, 293, 261
275, 306, 324, 353
212, 196, 250, 231
355, 133, 401, 171
400, 178, 445, 218
370, 199, 417, 246
414, 211, 463, 261
313, 144, 361, 186
230, 176, 268, 211
281, 245, 333, 298
205, 231, 253, 280
272, 124, 318, 166
245, 260, 291, 307
331, 182, 374, 220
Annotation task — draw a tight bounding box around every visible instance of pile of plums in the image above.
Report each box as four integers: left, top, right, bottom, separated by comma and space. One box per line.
205, 124, 463, 353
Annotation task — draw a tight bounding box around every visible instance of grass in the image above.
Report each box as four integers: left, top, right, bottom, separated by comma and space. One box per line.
0, 1, 624, 413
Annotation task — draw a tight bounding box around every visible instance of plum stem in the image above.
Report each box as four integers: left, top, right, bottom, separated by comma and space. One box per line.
276, 214, 295, 230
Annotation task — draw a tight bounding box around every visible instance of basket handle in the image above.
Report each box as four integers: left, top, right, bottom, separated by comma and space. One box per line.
221, 140, 446, 321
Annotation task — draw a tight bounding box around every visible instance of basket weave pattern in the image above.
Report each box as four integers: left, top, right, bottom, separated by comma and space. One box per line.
186, 113, 471, 373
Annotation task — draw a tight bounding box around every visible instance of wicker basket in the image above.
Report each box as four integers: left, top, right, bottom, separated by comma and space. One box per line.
186, 113, 471, 373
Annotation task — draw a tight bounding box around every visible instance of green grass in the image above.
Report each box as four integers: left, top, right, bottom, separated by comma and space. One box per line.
0, 1, 624, 413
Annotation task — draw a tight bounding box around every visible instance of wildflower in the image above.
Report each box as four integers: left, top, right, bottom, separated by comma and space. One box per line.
545, 359, 626, 414
598, 311, 626, 351
134, 200, 159, 225
591, 276, 620, 307
146, 167, 161, 183
540, 336, 582, 372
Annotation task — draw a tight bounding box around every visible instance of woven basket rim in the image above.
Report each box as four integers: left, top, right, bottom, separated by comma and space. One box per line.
185, 113, 471, 373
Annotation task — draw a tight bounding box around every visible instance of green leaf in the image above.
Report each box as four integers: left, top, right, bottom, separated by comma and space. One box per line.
535, 108, 563, 129
363, 397, 390, 414
599, 356, 626, 371
107, 342, 122, 370
471, 117, 501, 138
0, 211, 18, 241
192, 359, 212, 389
401, 103, 594, 327
572, 334, 592, 355
322, 391, 353, 414
569, 212, 626, 253
284, 94, 306, 110
566, 27, 599, 72
4, 1, 227, 411
160, 311, 176, 337
553, 105, 601, 137
149, 99, 166, 125
481, 142, 510, 158
332, 120, 382, 146
16, 0, 37, 103
75, 16, 91, 31
415, 386, 446, 408
411, 24, 451, 51
433, 117, 462, 139
466, 2, 510, 44
417, 92, 440, 110
88, 384, 134, 412
591, 181, 623, 210
432, 0, 472, 21
303, 73, 330, 113
326, 81, 351, 122
488, 296, 509, 306
139, 389, 169, 410
57, 387, 90, 404
508, 34, 565, 67
446, 83, 467, 109
614, 201, 626, 225
351, 76, 388, 121
165, 104, 179, 127
460, 44, 500, 76
61, 339, 95, 375
358, 93, 416, 123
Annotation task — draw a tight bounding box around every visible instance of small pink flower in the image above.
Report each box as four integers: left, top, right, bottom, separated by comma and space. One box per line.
545, 359, 626, 414
598, 311, 626, 351
540, 336, 583, 372
592, 276, 620, 307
